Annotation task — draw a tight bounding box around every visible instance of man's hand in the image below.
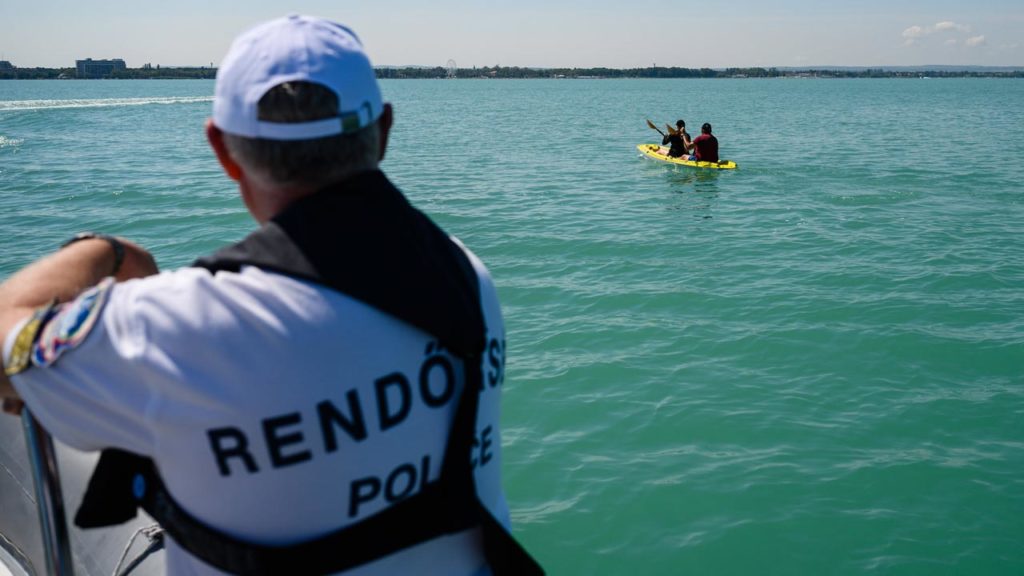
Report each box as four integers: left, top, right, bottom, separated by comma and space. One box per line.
115, 237, 159, 281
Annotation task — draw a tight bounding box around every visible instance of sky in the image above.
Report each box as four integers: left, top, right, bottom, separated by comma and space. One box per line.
2, 0, 1021, 69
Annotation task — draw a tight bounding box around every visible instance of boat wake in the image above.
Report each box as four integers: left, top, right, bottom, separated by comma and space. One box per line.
0, 96, 212, 112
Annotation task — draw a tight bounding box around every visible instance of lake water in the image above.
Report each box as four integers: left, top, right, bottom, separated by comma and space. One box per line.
1, 78, 1022, 575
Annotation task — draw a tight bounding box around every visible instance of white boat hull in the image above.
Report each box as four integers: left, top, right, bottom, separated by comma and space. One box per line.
0, 415, 165, 575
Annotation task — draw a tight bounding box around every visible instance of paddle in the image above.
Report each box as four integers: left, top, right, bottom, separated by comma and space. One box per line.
645, 118, 665, 136
665, 124, 679, 136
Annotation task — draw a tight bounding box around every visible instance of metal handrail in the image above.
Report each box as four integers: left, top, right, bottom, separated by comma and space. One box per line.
22, 411, 75, 576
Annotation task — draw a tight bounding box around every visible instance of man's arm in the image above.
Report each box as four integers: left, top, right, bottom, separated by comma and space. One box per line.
682, 133, 694, 152
0, 237, 158, 401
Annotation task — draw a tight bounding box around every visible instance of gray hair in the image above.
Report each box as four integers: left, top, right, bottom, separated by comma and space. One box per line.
222, 81, 380, 187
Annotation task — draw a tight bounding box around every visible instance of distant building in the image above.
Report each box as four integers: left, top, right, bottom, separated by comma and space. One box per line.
0, 61, 14, 71
76, 58, 127, 78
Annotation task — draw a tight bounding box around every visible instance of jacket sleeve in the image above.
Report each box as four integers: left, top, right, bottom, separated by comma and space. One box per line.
4, 278, 157, 454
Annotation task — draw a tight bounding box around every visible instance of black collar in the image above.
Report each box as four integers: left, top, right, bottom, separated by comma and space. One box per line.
193, 170, 484, 358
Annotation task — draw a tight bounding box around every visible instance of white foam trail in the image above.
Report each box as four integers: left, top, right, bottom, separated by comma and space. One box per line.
0, 96, 212, 112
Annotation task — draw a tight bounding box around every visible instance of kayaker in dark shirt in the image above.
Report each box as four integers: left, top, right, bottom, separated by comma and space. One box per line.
661, 119, 690, 158
686, 122, 719, 162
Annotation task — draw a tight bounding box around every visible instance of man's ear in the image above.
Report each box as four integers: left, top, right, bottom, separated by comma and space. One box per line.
377, 103, 394, 163
205, 120, 243, 182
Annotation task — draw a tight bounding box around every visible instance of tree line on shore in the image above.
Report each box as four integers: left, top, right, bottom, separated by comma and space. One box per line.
3, 65, 1021, 80
381, 66, 1024, 79
0, 67, 216, 80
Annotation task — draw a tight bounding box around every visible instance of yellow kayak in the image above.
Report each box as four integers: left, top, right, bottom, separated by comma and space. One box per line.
637, 143, 738, 170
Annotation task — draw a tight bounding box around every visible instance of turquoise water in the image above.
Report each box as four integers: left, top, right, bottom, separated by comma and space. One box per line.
1, 78, 1022, 574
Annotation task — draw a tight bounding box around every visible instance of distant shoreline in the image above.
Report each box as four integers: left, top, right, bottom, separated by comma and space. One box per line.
2, 65, 1022, 80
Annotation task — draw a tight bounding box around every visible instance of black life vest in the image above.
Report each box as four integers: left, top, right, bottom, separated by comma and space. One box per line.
74, 170, 544, 576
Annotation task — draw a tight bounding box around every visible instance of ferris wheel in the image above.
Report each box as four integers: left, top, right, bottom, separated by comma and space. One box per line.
446, 59, 457, 79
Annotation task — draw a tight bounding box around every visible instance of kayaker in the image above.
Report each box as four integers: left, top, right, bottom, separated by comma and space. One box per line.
661, 119, 690, 158
686, 122, 719, 162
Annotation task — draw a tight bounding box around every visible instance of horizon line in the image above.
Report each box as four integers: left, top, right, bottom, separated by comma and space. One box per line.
3, 61, 1023, 71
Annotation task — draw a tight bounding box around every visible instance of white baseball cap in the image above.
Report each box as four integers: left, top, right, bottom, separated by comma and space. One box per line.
213, 14, 383, 141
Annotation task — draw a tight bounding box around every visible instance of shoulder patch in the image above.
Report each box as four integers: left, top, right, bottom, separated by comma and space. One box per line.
4, 302, 57, 376
31, 277, 114, 368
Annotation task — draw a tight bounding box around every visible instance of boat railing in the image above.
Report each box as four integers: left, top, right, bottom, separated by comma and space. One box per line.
22, 411, 75, 576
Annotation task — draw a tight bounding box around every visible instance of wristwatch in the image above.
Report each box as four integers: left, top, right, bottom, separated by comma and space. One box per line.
61, 232, 126, 276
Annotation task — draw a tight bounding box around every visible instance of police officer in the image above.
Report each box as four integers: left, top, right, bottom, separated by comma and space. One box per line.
0, 14, 541, 576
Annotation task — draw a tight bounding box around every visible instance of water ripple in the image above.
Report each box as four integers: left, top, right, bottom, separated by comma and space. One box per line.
3, 78, 1023, 576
